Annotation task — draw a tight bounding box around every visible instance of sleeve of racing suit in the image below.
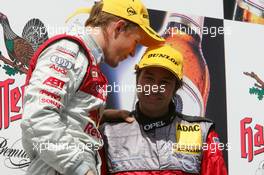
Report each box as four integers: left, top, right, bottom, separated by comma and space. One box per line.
21, 39, 97, 175
200, 130, 228, 175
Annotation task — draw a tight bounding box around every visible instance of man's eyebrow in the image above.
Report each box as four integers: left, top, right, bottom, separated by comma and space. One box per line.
144, 70, 154, 76
144, 71, 175, 81
163, 76, 174, 80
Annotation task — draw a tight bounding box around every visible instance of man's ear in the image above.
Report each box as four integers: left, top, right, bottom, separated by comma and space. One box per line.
113, 19, 127, 38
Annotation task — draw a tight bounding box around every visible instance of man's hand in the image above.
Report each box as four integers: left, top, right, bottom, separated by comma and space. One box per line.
101, 109, 135, 124
118, 110, 135, 123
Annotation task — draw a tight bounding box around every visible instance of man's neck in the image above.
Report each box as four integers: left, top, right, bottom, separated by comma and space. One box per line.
138, 104, 169, 119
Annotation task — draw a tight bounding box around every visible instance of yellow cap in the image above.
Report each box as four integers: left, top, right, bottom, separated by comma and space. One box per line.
66, 0, 165, 47
136, 45, 183, 80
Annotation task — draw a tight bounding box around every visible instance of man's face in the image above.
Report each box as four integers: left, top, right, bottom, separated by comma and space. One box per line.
137, 67, 177, 117
104, 23, 142, 67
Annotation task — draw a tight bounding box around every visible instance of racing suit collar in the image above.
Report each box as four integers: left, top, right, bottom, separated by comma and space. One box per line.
82, 33, 105, 64
66, 24, 105, 64
133, 101, 176, 131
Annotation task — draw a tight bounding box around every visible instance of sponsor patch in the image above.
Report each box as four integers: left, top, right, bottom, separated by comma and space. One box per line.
143, 121, 166, 131
177, 124, 201, 132
127, 7, 137, 16
147, 53, 180, 66
49, 64, 68, 75
84, 122, 102, 139
172, 143, 201, 154
50, 55, 73, 70
91, 70, 98, 78
173, 123, 202, 154
40, 98, 62, 109
43, 77, 65, 90
39, 89, 61, 101
56, 46, 77, 58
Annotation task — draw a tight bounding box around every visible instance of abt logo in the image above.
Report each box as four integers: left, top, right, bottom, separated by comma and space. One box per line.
0, 79, 24, 130
43, 77, 65, 90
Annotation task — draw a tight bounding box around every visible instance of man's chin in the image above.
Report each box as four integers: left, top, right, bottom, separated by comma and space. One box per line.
140, 106, 163, 117
105, 60, 118, 68
110, 63, 118, 68
141, 101, 160, 109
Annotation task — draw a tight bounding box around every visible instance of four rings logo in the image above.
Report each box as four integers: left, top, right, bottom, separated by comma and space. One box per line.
50, 55, 73, 70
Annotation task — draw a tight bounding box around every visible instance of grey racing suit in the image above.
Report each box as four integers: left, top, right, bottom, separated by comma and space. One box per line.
100, 102, 227, 175
21, 29, 107, 175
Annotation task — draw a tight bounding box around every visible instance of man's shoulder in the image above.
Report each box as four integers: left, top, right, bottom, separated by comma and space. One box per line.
40, 36, 82, 60
53, 37, 81, 56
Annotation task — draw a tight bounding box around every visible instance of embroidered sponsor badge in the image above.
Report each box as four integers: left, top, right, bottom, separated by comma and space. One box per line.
173, 123, 202, 154
43, 77, 65, 90
50, 55, 73, 70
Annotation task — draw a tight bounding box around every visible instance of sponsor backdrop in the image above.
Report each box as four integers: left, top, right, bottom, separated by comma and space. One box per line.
0, 0, 263, 175
224, 20, 264, 175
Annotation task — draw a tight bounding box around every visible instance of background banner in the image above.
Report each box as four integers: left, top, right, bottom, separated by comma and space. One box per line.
225, 20, 264, 175
224, 0, 264, 25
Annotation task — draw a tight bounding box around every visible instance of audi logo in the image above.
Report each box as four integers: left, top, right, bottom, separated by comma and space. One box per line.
50, 55, 73, 70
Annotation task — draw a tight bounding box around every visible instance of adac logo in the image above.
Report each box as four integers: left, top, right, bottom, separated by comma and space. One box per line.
177, 124, 200, 132
127, 7, 137, 16
243, 71, 264, 100
175, 123, 202, 154
0, 12, 48, 76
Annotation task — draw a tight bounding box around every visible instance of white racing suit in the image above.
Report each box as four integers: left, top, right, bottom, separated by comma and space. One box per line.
21, 30, 107, 175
